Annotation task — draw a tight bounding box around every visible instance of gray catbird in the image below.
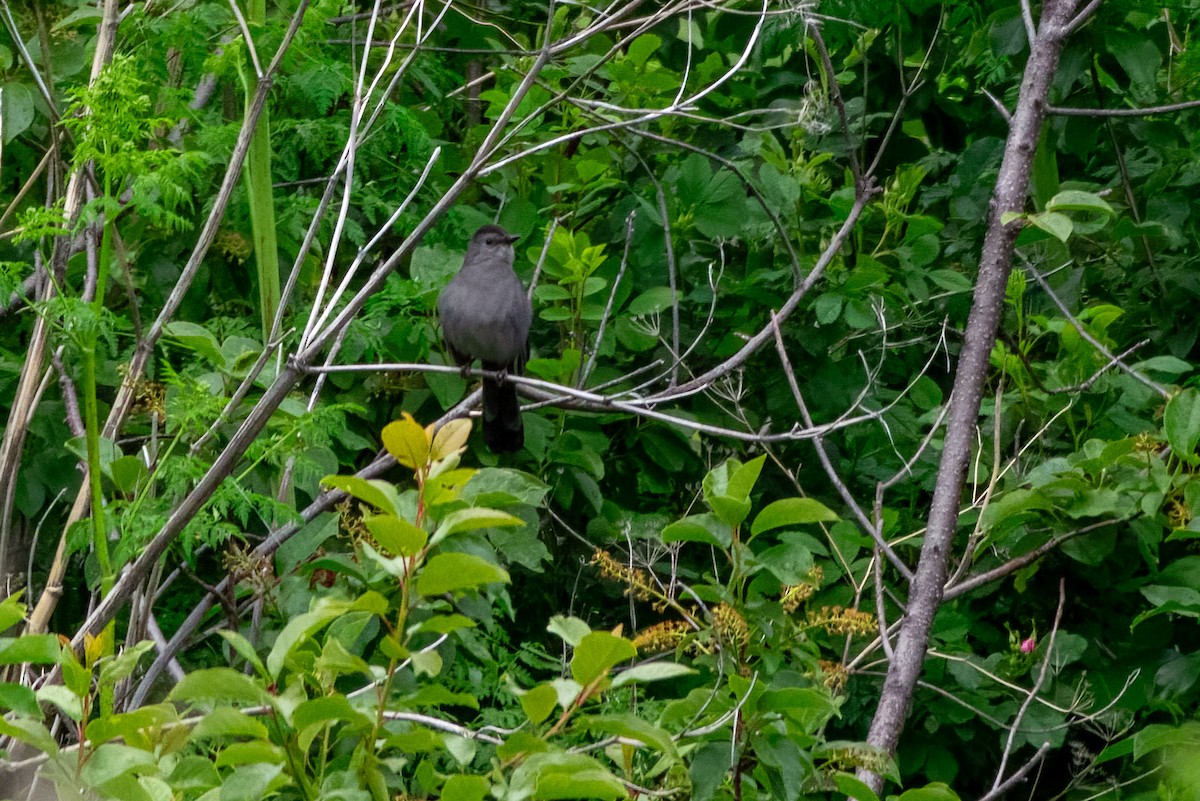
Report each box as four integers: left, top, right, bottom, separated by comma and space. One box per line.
438, 224, 531, 453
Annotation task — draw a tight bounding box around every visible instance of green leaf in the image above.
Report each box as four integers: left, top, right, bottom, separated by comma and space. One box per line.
1, 83, 35, 144
750, 498, 838, 537
582, 714, 678, 758
109, 455, 149, 494
190, 706, 269, 740
0, 634, 60, 665
625, 34, 661, 68
441, 775, 491, 801
416, 552, 509, 596
833, 773, 879, 801
293, 695, 372, 733
320, 475, 400, 516
1133, 722, 1200, 760
168, 668, 270, 708
265, 599, 349, 680
217, 630, 267, 678
0, 593, 25, 632
547, 615, 591, 647
365, 513, 428, 556
1045, 189, 1115, 216
78, 743, 157, 787
895, 783, 962, 801
1165, 388, 1200, 457
661, 513, 732, 548
431, 507, 524, 546
509, 752, 625, 800
611, 661, 696, 688
520, 683, 558, 725
627, 287, 678, 315
571, 631, 636, 685
0, 681, 39, 715
164, 321, 225, 367
1029, 211, 1073, 242
37, 684, 83, 721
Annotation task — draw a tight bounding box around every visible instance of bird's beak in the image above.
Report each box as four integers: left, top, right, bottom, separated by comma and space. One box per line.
505, 234, 521, 244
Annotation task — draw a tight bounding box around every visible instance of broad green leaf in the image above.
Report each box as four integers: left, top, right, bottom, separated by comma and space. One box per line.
461, 468, 550, 506
611, 661, 696, 687
411, 648, 442, 678
190, 706, 269, 740
1133, 722, 1200, 760
85, 703, 177, 747
895, 783, 962, 801
168, 668, 270, 708
750, 498, 838, 537
508, 752, 625, 801
0, 634, 60, 665
520, 683, 558, 725
217, 630, 267, 678
0, 681, 38, 715
365, 513, 427, 556
1, 83, 35, 144
213, 763, 285, 801
163, 321, 225, 367
215, 741, 287, 768
383, 414, 431, 468
571, 631, 636, 685
727, 455, 767, 502
431, 507, 524, 546
416, 552, 509, 596
582, 714, 678, 758
109, 455, 149, 495
293, 695, 372, 733
833, 773, 879, 801
37, 684, 82, 721
0, 593, 25, 632
1045, 189, 1114, 216
1029, 211, 1073, 242
442, 775, 490, 801
266, 599, 349, 680
548, 615, 592, 647
1165, 388, 1200, 457
627, 287, 678, 315
0, 716, 57, 754
320, 475, 400, 516
78, 743, 156, 786
661, 513, 732, 548
98, 641, 155, 687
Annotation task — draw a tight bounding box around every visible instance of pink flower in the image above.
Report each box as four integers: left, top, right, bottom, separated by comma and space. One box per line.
1019, 637, 1036, 654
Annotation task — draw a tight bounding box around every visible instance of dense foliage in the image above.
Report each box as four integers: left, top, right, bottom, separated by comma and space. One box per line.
2, 0, 1200, 799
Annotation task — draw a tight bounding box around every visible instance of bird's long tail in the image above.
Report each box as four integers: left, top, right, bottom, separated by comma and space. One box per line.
482, 372, 523, 453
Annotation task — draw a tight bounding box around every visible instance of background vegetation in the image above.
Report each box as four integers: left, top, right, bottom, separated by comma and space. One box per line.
1, 0, 1200, 798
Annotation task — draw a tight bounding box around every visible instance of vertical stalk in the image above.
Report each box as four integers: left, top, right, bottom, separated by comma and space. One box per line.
241, 0, 280, 344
